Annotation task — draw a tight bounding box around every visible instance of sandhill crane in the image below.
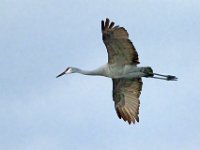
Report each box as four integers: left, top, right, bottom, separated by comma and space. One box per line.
56, 18, 177, 124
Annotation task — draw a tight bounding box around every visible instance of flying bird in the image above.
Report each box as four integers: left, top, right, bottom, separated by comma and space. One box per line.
57, 18, 177, 124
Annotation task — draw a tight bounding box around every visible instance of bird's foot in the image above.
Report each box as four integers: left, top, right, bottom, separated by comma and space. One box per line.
166, 75, 178, 81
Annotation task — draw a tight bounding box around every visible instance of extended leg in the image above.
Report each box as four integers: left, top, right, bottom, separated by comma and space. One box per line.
147, 73, 178, 81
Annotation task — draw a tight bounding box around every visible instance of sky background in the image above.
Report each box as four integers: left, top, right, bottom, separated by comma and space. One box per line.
0, 0, 200, 149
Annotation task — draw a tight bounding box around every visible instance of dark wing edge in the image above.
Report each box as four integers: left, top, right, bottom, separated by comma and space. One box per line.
101, 18, 140, 65
112, 78, 143, 124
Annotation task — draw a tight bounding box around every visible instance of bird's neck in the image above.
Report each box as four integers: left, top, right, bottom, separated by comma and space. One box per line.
73, 66, 106, 76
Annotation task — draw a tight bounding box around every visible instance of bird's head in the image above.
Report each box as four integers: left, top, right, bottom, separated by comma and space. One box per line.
56, 67, 75, 78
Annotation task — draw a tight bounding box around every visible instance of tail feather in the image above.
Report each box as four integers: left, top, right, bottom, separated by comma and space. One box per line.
143, 67, 154, 77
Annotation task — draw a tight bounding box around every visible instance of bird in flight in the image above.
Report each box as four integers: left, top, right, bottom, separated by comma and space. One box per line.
57, 18, 177, 124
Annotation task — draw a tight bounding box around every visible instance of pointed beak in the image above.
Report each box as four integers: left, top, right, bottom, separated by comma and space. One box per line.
56, 71, 65, 78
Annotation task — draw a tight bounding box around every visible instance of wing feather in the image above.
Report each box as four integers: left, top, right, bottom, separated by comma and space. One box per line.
113, 78, 142, 124
101, 18, 140, 65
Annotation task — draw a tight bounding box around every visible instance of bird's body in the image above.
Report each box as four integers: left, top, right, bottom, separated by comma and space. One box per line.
68, 64, 152, 79
57, 18, 177, 124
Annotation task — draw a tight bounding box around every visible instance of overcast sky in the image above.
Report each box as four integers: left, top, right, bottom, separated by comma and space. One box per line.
0, 0, 200, 150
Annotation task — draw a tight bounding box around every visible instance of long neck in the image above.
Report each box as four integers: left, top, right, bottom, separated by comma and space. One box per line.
73, 67, 106, 76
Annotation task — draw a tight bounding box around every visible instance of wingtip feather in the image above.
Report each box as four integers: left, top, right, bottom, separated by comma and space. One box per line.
105, 18, 110, 29
101, 20, 104, 31
109, 22, 115, 29
136, 117, 139, 122
116, 106, 139, 125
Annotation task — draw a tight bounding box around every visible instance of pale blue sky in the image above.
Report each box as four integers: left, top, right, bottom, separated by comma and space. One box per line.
0, 0, 200, 150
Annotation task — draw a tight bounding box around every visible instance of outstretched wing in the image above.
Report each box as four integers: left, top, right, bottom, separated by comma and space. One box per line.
113, 78, 143, 124
101, 18, 140, 65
